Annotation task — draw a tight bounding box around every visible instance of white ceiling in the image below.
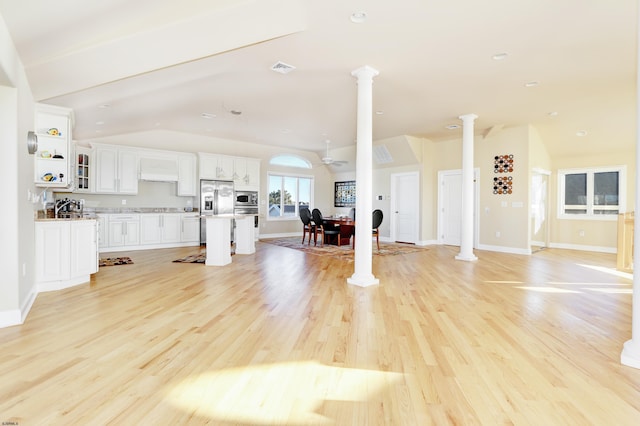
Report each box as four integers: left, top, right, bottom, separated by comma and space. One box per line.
1, 0, 636, 164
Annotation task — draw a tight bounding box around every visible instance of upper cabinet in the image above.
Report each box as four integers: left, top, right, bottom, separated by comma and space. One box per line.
34, 104, 73, 189
199, 153, 260, 190
177, 153, 197, 196
74, 144, 93, 193
93, 143, 139, 194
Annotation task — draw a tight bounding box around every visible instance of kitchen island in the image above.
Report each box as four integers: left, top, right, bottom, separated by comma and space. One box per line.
203, 213, 257, 266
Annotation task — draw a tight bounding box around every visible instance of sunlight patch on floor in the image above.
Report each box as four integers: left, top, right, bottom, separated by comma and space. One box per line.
164, 361, 404, 424
514, 286, 581, 294
577, 263, 633, 280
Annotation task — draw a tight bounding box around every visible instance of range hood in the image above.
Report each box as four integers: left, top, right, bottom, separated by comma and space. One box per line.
139, 157, 179, 182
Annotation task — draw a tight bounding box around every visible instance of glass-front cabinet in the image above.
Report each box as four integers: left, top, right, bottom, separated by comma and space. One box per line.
75, 145, 92, 193
34, 104, 73, 189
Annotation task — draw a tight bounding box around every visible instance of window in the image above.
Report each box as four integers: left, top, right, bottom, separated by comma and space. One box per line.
268, 172, 313, 219
558, 166, 625, 220
269, 154, 311, 169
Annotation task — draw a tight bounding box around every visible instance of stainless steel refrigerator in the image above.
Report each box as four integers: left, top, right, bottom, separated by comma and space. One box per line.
200, 179, 234, 244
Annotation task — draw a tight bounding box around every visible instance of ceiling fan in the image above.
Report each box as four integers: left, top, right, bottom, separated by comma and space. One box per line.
320, 140, 348, 166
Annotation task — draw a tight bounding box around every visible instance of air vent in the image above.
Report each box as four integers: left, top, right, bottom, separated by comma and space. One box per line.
373, 145, 393, 164
271, 61, 296, 74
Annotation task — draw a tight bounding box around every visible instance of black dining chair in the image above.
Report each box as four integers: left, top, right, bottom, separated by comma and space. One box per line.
299, 207, 315, 245
311, 208, 341, 246
372, 209, 383, 250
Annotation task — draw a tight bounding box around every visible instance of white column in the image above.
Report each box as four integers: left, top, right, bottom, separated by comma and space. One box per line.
455, 113, 478, 262
621, 4, 640, 368
347, 65, 380, 287
205, 216, 232, 266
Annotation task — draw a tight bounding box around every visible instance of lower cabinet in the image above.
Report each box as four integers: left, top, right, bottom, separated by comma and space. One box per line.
140, 213, 182, 245
36, 219, 98, 291
181, 214, 200, 243
108, 215, 140, 247
98, 212, 200, 252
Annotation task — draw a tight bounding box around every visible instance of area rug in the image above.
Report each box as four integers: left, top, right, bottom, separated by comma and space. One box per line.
173, 254, 206, 264
262, 237, 425, 262
99, 257, 134, 267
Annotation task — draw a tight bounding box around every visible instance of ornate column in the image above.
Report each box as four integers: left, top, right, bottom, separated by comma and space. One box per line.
348, 65, 380, 287
621, 5, 640, 369
455, 113, 478, 262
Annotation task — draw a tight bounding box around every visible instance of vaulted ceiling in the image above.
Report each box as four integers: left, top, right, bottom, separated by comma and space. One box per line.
1, 0, 636, 165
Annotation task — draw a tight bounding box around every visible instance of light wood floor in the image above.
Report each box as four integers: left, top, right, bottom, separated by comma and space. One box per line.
1, 242, 640, 425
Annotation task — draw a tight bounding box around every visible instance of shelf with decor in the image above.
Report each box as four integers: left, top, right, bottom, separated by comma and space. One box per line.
33, 104, 73, 189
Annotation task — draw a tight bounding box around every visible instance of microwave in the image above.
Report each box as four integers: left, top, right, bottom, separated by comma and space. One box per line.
235, 190, 258, 207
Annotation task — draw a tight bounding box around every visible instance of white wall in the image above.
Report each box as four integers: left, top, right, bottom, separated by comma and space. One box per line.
0, 11, 38, 326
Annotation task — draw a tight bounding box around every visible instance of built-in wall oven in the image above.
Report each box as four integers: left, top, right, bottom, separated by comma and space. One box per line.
234, 190, 259, 237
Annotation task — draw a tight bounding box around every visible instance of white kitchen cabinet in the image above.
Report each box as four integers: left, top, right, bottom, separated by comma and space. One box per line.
35, 221, 71, 283
94, 144, 139, 194
36, 219, 98, 291
70, 220, 98, 277
140, 213, 182, 245
97, 214, 108, 249
181, 213, 200, 242
34, 104, 73, 190
177, 154, 197, 196
108, 214, 140, 247
234, 157, 261, 190
198, 153, 234, 180
74, 144, 93, 193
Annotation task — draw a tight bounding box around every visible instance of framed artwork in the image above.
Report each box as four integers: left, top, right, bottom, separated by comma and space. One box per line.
493, 154, 514, 195
334, 180, 356, 207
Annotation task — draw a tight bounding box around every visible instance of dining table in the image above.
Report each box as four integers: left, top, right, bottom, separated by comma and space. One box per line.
322, 216, 355, 246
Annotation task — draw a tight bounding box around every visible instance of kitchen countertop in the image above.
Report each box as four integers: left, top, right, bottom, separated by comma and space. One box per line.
35, 207, 200, 221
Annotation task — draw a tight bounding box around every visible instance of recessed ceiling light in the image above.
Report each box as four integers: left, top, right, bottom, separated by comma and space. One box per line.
576, 130, 588, 137
492, 52, 508, 61
445, 124, 461, 130
201, 112, 216, 119
376, 110, 384, 115
524, 81, 539, 87
281, 129, 292, 134
95, 121, 104, 125
350, 11, 367, 23
548, 111, 558, 117
98, 104, 110, 109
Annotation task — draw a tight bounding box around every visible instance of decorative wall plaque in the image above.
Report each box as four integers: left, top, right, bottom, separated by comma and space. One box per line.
334, 180, 356, 207
493, 154, 514, 195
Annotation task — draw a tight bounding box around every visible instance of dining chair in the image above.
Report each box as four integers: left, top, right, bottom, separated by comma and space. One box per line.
348, 207, 356, 248
372, 209, 383, 250
311, 208, 341, 246
299, 207, 315, 245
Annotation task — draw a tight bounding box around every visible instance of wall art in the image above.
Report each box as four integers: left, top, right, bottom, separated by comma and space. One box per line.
334, 180, 356, 207
493, 154, 514, 195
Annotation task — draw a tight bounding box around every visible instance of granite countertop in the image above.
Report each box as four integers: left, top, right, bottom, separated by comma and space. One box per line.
35, 207, 200, 221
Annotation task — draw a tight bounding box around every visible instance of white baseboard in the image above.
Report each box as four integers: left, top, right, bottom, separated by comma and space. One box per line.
0, 286, 38, 328
548, 242, 616, 254
476, 244, 531, 255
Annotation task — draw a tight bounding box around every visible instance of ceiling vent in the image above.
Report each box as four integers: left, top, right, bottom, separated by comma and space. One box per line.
271, 61, 296, 74
373, 145, 393, 164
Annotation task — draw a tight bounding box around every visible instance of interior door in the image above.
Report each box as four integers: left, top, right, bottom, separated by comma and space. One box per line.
438, 169, 479, 247
391, 172, 419, 244
440, 171, 462, 246
531, 169, 550, 252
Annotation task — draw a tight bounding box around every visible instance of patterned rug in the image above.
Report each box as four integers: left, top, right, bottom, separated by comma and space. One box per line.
173, 254, 206, 263
99, 257, 134, 267
262, 237, 425, 262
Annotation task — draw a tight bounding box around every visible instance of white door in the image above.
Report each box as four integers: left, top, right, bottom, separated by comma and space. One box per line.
390, 172, 419, 244
531, 169, 550, 251
438, 169, 479, 247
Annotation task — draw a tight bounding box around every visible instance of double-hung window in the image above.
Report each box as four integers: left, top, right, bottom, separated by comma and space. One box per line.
558, 166, 626, 220
267, 173, 313, 220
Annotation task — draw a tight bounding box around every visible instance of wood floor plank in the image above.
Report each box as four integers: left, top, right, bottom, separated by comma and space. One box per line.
1, 243, 640, 425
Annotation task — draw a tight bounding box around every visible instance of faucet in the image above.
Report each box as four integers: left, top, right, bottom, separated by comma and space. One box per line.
54, 199, 74, 218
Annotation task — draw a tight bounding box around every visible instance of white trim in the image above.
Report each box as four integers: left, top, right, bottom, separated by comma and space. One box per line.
548, 242, 616, 254
0, 287, 38, 329
476, 243, 530, 255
